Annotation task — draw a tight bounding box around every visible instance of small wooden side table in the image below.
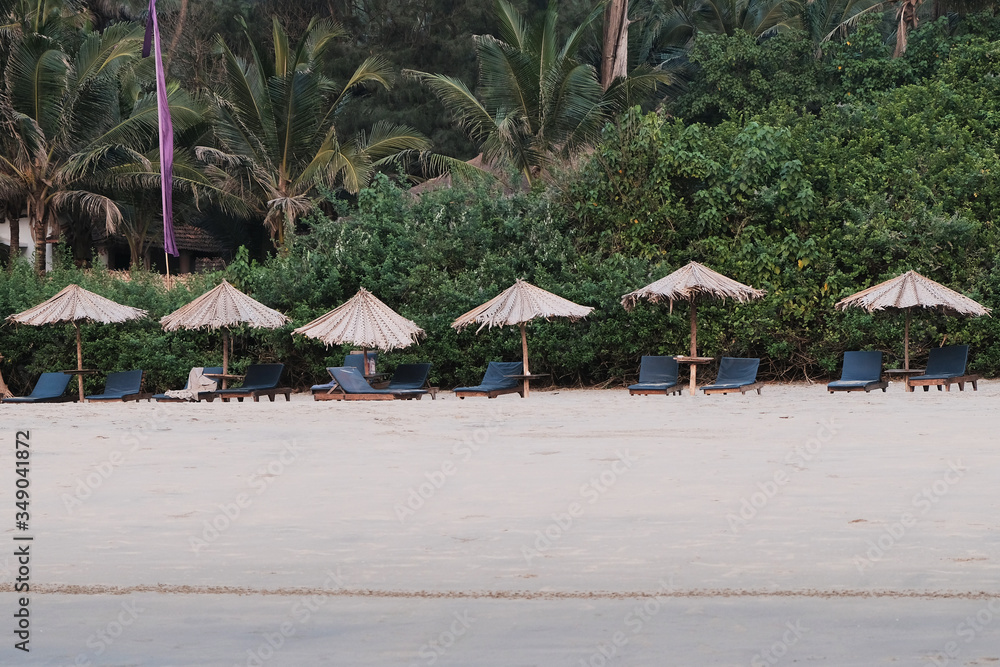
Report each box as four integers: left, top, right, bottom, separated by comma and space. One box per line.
204, 372, 245, 390
61, 369, 101, 402
673, 356, 714, 396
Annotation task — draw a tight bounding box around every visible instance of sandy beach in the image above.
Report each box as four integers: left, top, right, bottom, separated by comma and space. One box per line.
2, 382, 999, 665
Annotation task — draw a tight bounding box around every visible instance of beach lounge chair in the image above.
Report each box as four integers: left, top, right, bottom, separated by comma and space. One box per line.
387, 363, 437, 398
310, 353, 376, 397
2, 372, 74, 403
628, 356, 681, 396
454, 361, 524, 399
206, 363, 291, 402
85, 370, 151, 402
321, 366, 426, 401
827, 351, 887, 394
154, 366, 223, 402
701, 357, 761, 395
906, 345, 978, 392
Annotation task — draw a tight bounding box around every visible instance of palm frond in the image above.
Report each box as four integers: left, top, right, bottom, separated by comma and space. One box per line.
8, 34, 69, 136
327, 55, 394, 116
493, 0, 528, 51
49, 189, 122, 233
360, 121, 430, 162
405, 70, 499, 144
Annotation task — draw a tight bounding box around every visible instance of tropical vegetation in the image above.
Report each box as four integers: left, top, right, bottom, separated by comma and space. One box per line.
3, 0, 1000, 393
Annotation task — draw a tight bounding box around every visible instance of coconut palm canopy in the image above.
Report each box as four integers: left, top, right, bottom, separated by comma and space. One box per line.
836, 270, 990, 370
451, 279, 594, 332
452, 280, 593, 397
160, 281, 288, 331
835, 270, 990, 316
621, 261, 766, 310
7, 285, 148, 401
293, 288, 424, 351
8, 284, 148, 325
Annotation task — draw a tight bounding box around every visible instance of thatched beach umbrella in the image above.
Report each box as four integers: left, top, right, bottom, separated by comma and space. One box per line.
160, 281, 289, 385
451, 279, 593, 396
292, 288, 424, 369
835, 270, 990, 370
7, 285, 148, 401
622, 261, 766, 394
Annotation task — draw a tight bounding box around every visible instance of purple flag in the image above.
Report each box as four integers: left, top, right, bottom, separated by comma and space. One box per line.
147, 0, 178, 256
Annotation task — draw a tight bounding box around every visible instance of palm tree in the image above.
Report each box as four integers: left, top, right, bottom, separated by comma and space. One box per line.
0, 22, 149, 272
197, 17, 429, 248
689, 0, 804, 37
799, 0, 888, 55
75, 79, 235, 266
407, 0, 673, 186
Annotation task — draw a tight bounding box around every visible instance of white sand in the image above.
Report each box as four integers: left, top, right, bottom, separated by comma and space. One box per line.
2, 383, 999, 665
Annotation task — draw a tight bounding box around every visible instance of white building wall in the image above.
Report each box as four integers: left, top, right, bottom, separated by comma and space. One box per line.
0, 216, 53, 270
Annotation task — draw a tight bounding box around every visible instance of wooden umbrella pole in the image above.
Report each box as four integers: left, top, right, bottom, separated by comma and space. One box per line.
165, 250, 172, 290
904, 308, 911, 371
222, 328, 229, 389
0, 354, 9, 399
520, 322, 530, 398
75, 322, 84, 402
688, 300, 698, 396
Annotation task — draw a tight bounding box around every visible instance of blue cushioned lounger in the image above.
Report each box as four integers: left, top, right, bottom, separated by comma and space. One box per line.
311, 353, 376, 395
453, 361, 524, 399
388, 363, 433, 392
628, 356, 681, 396
206, 364, 290, 402
701, 358, 761, 395
323, 367, 425, 400
907, 345, 978, 392
827, 351, 886, 393
85, 370, 151, 402
2, 372, 74, 403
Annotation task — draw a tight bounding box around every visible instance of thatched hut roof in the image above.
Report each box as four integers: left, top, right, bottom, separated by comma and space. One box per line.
452, 280, 593, 332
836, 270, 990, 316
8, 284, 147, 325
160, 280, 289, 331
621, 261, 766, 310
292, 288, 424, 351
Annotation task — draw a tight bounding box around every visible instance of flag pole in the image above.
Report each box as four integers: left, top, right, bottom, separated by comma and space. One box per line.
146, 0, 179, 284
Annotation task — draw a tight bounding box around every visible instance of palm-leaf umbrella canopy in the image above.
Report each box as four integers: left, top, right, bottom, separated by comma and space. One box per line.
7, 285, 148, 401
160, 281, 289, 382
452, 279, 594, 396
835, 270, 990, 369
622, 261, 766, 394
292, 288, 424, 353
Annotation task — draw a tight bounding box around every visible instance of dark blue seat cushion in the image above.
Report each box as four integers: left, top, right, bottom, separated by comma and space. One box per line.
628, 356, 679, 391
329, 367, 395, 394
3, 372, 71, 403
86, 370, 143, 400
218, 364, 284, 394
828, 351, 882, 389
913, 345, 969, 380
702, 358, 759, 391
388, 363, 431, 391
454, 361, 523, 392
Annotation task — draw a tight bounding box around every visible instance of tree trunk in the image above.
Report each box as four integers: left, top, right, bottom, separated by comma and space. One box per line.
894, 0, 919, 58
31, 216, 46, 275
601, 0, 630, 91
5, 203, 19, 270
